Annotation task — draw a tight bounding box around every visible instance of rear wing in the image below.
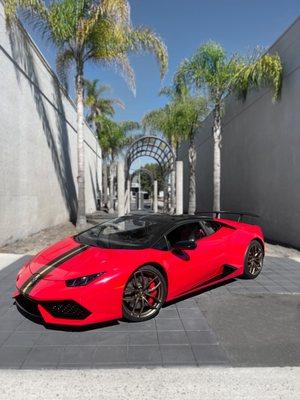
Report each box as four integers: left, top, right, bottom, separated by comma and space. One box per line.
195, 210, 259, 223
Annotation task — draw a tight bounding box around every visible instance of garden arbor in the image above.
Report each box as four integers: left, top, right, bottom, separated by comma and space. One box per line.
117, 136, 183, 216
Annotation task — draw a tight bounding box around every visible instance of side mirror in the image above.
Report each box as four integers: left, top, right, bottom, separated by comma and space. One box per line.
174, 240, 197, 250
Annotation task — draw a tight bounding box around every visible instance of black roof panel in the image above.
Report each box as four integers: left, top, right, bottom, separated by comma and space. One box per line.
130, 213, 212, 223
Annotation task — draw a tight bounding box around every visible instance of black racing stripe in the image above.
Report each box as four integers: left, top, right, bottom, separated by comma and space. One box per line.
19, 245, 84, 295
21, 244, 86, 291
20, 244, 86, 293
21, 244, 89, 295
20, 244, 89, 296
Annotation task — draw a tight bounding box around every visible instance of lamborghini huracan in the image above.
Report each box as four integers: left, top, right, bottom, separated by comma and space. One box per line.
14, 213, 264, 326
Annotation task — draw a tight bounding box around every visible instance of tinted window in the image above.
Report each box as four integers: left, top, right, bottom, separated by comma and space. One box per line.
166, 222, 206, 247
153, 236, 168, 251
202, 220, 221, 235
76, 216, 164, 249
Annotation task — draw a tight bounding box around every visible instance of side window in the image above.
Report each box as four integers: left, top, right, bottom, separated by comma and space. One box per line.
153, 236, 168, 251
166, 222, 206, 247
202, 220, 221, 236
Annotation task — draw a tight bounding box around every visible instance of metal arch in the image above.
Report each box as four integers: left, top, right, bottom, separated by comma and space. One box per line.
131, 168, 155, 183
125, 135, 175, 176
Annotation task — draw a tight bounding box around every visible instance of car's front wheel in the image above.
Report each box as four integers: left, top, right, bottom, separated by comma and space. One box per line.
123, 265, 166, 322
243, 240, 264, 279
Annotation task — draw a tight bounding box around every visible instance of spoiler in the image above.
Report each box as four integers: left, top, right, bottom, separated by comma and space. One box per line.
195, 211, 259, 222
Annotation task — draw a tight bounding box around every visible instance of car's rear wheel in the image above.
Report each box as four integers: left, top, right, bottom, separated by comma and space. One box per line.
243, 240, 264, 279
123, 265, 166, 322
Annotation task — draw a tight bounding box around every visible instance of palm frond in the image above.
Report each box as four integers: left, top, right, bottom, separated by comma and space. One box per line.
159, 86, 174, 98
4, 0, 48, 25
100, 0, 131, 26
56, 47, 74, 91
119, 120, 140, 133
233, 53, 283, 102
47, 0, 85, 43
84, 78, 125, 125
113, 54, 136, 95
6, 0, 168, 101
127, 26, 168, 79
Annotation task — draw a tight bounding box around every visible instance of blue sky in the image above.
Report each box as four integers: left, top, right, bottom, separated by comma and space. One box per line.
27, 0, 299, 125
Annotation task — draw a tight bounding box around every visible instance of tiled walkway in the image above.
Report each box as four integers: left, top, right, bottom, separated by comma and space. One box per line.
0, 255, 299, 368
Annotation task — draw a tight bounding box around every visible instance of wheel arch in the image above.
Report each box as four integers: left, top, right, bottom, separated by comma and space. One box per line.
243, 237, 265, 262
252, 237, 265, 254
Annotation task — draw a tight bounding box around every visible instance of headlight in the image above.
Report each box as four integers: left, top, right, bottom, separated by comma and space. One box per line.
66, 272, 105, 287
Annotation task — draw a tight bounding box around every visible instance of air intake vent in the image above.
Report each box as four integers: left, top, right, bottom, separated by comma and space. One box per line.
42, 300, 90, 320
15, 294, 41, 318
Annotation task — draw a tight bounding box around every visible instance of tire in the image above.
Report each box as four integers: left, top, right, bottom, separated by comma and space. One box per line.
123, 265, 167, 322
242, 240, 264, 279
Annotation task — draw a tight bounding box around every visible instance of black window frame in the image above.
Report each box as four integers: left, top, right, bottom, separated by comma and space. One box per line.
152, 235, 169, 251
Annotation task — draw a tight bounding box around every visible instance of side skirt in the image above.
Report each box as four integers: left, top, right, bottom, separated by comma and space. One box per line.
181, 265, 239, 297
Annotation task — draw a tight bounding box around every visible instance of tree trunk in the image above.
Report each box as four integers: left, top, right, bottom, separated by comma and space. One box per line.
163, 178, 169, 213
213, 105, 222, 212
170, 169, 176, 214
75, 62, 87, 229
170, 138, 176, 214
108, 162, 115, 214
93, 120, 101, 210
102, 161, 108, 208
188, 134, 196, 215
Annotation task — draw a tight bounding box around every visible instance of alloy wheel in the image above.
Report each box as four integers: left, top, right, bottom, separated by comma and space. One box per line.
123, 268, 164, 319
247, 243, 264, 275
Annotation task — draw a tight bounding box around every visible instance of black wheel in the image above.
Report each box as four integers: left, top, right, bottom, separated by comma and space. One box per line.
123, 265, 166, 322
243, 240, 264, 279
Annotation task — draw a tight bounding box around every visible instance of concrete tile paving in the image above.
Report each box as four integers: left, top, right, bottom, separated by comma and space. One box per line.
0, 255, 299, 368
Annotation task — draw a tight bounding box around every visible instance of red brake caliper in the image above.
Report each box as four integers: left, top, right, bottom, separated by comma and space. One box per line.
147, 280, 157, 306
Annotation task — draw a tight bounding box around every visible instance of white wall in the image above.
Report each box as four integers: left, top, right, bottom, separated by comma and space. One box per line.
0, 2, 102, 245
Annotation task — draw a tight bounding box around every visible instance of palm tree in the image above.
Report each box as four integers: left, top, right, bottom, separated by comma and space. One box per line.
5, 0, 168, 228
84, 79, 124, 130
142, 104, 180, 157
172, 96, 207, 214
177, 41, 282, 211
158, 82, 190, 157
142, 83, 185, 213
143, 84, 207, 214
84, 79, 124, 208
97, 117, 139, 213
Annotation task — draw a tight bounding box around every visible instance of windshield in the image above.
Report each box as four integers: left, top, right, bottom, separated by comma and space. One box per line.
75, 216, 163, 249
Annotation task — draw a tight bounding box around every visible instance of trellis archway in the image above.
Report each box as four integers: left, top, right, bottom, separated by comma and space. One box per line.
122, 136, 182, 215
125, 136, 176, 213
126, 136, 175, 176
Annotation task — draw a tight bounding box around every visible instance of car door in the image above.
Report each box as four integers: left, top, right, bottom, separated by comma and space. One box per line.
164, 220, 226, 298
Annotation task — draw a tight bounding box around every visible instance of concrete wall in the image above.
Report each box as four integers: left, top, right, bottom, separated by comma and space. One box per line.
0, 2, 102, 245
179, 17, 300, 249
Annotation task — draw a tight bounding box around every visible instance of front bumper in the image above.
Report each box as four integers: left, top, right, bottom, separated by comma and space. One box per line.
14, 276, 124, 326
15, 294, 91, 321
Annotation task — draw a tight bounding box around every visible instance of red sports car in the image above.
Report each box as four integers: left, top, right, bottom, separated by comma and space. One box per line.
14, 213, 264, 326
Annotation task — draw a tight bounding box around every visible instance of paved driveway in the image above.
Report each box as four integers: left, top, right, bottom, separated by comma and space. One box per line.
0, 255, 299, 368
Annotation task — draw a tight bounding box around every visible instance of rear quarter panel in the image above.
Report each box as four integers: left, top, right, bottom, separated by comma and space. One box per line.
218, 219, 264, 271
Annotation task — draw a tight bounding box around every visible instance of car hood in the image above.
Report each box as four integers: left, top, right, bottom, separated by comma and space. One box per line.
28, 237, 128, 281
